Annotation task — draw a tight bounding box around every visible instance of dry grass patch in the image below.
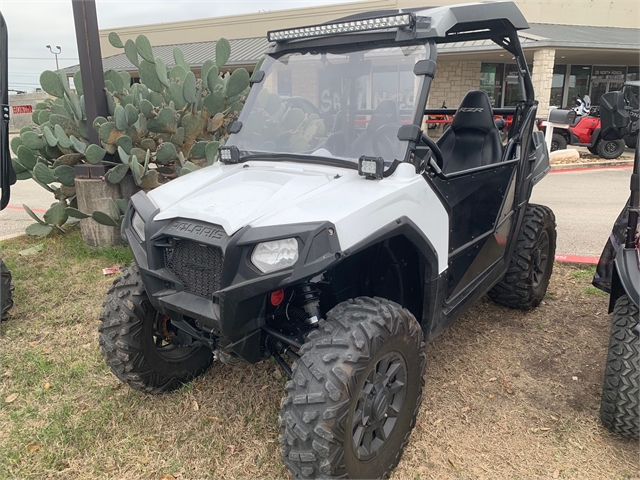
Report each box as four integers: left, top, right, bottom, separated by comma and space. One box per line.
1, 231, 638, 479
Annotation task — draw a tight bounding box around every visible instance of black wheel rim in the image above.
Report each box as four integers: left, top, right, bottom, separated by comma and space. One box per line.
604, 141, 618, 155
351, 352, 407, 461
551, 141, 558, 151
148, 310, 201, 363
532, 230, 550, 288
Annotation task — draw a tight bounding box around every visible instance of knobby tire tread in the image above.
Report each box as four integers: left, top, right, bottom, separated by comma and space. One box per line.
488, 203, 556, 310
280, 297, 426, 479
600, 295, 639, 438
98, 264, 212, 394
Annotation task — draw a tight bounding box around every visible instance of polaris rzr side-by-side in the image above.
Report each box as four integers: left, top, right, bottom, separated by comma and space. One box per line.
95, 3, 555, 478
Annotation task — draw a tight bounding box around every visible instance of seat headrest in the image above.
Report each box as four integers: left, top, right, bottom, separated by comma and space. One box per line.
451, 90, 498, 133
368, 100, 400, 133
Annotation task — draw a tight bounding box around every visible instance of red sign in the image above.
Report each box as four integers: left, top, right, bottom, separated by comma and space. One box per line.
12, 105, 33, 114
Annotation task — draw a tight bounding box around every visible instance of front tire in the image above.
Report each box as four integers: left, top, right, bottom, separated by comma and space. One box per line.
489, 204, 557, 310
596, 138, 625, 159
280, 297, 426, 479
550, 133, 567, 152
98, 264, 213, 393
1, 257, 14, 321
600, 295, 639, 438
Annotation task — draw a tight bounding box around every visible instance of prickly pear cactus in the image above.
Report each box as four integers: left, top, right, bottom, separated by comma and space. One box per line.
244, 88, 326, 153
13, 32, 254, 233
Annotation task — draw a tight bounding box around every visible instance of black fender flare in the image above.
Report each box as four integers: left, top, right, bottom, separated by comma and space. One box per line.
609, 246, 640, 312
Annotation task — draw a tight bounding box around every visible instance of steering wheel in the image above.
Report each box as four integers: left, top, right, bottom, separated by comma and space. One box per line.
373, 124, 403, 160
420, 132, 445, 171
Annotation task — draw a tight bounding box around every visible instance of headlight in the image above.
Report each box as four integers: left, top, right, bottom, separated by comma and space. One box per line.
251, 238, 299, 273
132, 211, 145, 241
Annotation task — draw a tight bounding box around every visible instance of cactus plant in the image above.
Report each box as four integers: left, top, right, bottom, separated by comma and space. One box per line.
14, 33, 253, 236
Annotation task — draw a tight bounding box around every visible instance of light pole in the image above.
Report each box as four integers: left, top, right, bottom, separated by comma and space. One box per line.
46, 44, 61, 70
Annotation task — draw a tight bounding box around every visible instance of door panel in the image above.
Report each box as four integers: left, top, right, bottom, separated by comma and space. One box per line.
430, 164, 516, 299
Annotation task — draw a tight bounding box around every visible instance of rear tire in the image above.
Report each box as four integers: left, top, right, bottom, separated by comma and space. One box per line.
280, 297, 426, 479
98, 264, 213, 393
550, 133, 567, 152
600, 295, 639, 438
596, 138, 625, 159
1, 257, 14, 321
624, 134, 637, 149
488, 204, 556, 310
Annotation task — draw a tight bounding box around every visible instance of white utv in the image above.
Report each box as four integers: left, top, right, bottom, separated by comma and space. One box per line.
98, 2, 556, 478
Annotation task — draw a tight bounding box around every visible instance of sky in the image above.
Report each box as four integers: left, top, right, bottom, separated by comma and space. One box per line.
0, 0, 358, 92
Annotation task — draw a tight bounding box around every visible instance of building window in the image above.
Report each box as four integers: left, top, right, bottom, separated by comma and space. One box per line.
591, 66, 626, 106
503, 64, 519, 107
549, 64, 566, 107
627, 66, 639, 82
480, 63, 504, 107
567, 65, 591, 107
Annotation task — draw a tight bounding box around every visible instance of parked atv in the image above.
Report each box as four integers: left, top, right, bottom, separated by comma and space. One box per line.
0, 12, 14, 322
621, 81, 639, 149
593, 90, 639, 439
97, 2, 555, 477
537, 108, 626, 159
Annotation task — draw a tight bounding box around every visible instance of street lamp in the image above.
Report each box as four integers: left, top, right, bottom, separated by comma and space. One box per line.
46, 44, 61, 70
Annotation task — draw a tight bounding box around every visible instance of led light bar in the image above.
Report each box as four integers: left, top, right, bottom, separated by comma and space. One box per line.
268, 13, 414, 42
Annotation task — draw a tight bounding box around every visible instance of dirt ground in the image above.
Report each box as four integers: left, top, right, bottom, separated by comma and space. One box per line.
395, 266, 639, 480
0, 232, 638, 479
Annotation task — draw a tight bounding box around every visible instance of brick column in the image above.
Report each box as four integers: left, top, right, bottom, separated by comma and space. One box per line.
532, 48, 556, 119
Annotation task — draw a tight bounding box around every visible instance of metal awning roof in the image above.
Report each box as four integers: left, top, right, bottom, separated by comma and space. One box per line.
64, 36, 270, 74
64, 23, 639, 75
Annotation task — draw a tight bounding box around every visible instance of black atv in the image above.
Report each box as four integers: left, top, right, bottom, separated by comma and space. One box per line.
593, 89, 639, 438
0, 12, 14, 322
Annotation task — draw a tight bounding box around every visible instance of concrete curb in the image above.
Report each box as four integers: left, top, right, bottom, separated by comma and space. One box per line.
550, 159, 633, 171
554, 254, 599, 265
0, 232, 26, 242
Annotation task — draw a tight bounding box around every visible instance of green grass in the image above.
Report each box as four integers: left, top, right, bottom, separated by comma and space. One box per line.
584, 286, 608, 296
570, 266, 596, 280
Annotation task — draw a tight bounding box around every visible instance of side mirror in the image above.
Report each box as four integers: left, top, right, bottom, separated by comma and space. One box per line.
600, 90, 630, 141
0, 11, 14, 211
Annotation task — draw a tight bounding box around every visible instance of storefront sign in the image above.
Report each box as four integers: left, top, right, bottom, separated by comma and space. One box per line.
12, 105, 33, 114
593, 67, 624, 76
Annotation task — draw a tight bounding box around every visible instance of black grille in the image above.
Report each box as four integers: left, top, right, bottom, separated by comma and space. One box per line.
164, 240, 223, 298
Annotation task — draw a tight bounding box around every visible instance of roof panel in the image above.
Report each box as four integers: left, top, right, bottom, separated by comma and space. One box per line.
64, 23, 638, 75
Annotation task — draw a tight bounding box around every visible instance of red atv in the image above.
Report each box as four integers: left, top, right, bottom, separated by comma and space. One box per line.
537, 108, 626, 159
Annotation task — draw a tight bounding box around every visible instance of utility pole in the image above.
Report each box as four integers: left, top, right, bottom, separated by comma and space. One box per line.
71, 0, 108, 146
45, 45, 61, 70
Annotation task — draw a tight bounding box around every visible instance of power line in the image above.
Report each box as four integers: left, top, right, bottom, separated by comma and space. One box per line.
9, 56, 78, 60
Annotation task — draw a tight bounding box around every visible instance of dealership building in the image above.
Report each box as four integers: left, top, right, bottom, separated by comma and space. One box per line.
87, 0, 639, 119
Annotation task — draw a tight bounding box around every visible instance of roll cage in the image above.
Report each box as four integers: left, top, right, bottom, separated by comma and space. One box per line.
254, 1, 536, 169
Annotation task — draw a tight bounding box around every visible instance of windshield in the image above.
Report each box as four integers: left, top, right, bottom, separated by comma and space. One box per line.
227, 45, 427, 163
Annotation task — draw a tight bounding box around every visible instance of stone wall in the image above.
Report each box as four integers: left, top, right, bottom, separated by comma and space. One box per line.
531, 48, 556, 119
427, 60, 482, 110
9, 92, 49, 132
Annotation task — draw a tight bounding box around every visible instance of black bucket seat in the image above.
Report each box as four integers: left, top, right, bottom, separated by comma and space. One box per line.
436, 90, 503, 173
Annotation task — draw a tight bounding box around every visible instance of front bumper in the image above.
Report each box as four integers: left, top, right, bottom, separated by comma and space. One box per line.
123, 191, 342, 363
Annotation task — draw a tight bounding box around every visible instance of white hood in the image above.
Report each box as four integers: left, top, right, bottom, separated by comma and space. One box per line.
148, 161, 450, 273
150, 162, 348, 235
